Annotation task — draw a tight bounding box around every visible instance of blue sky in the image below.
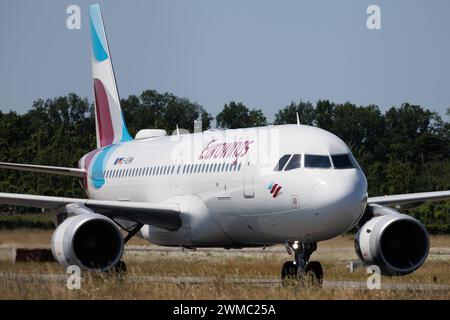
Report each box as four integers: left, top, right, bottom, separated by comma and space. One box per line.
1, 0, 449, 121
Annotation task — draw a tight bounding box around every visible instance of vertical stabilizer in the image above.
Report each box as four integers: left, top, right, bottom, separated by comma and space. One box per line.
89, 4, 132, 148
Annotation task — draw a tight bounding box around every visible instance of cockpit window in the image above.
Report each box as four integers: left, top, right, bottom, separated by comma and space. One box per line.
274, 154, 291, 171
285, 154, 301, 171
305, 154, 331, 169
331, 154, 355, 169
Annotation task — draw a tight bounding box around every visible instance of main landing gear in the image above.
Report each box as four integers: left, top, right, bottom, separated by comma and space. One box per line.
281, 241, 323, 287
108, 222, 143, 277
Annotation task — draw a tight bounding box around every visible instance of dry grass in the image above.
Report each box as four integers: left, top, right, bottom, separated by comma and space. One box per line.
0, 230, 449, 299
1, 277, 449, 300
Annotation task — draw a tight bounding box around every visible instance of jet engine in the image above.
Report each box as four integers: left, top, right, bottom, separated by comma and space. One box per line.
51, 212, 124, 271
355, 205, 429, 276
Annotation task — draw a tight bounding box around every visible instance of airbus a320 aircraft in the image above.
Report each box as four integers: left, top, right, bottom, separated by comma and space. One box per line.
1, 4, 449, 285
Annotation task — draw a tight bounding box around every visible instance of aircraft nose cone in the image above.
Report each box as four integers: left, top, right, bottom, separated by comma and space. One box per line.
311, 176, 367, 233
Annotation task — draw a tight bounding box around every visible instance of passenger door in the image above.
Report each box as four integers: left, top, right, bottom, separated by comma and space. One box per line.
243, 160, 254, 198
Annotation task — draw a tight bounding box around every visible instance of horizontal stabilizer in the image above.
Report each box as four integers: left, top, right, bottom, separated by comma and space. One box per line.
0, 162, 86, 178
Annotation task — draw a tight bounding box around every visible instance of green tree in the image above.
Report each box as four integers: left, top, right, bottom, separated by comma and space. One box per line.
121, 90, 212, 135
274, 101, 315, 125
216, 102, 267, 129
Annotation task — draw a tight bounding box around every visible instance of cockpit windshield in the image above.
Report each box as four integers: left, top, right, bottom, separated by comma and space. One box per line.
285, 154, 301, 171
304, 154, 331, 169
274, 153, 356, 170
273, 154, 291, 171
331, 154, 355, 169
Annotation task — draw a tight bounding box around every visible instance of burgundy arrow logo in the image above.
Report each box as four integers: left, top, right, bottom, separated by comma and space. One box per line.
267, 182, 282, 198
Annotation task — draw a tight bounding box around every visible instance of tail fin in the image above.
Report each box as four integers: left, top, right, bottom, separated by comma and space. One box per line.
89, 4, 132, 148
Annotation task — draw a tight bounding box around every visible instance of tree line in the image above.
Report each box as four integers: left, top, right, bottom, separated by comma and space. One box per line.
0, 90, 449, 232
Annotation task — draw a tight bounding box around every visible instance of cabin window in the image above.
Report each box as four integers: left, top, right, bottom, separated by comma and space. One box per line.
331, 154, 355, 169
285, 154, 302, 171
274, 155, 291, 171
305, 154, 332, 169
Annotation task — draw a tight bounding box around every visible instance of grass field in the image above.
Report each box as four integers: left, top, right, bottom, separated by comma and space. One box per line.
0, 230, 449, 299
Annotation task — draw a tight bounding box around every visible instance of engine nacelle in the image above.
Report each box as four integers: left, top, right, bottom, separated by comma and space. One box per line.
355, 209, 429, 276
51, 213, 124, 271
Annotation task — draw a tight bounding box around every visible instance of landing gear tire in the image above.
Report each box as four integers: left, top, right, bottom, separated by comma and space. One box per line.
115, 260, 127, 274
109, 260, 127, 279
281, 261, 298, 286
305, 261, 323, 287
281, 241, 322, 288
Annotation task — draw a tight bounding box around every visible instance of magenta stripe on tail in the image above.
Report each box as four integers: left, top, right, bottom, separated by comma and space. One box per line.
93, 79, 114, 147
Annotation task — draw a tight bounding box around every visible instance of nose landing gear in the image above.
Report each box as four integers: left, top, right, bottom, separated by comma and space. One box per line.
281, 241, 323, 287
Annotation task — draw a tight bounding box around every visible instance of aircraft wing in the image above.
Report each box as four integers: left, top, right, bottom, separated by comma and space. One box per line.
0, 192, 181, 231
368, 190, 450, 207
0, 162, 85, 178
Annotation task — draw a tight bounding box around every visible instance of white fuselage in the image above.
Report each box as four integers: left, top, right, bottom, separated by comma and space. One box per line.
79, 124, 368, 248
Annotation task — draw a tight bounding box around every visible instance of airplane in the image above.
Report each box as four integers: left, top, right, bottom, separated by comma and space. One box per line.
1, 3, 449, 286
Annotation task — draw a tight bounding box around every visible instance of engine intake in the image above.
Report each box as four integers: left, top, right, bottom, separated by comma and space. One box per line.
355, 208, 429, 276
51, 213, 124, 271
